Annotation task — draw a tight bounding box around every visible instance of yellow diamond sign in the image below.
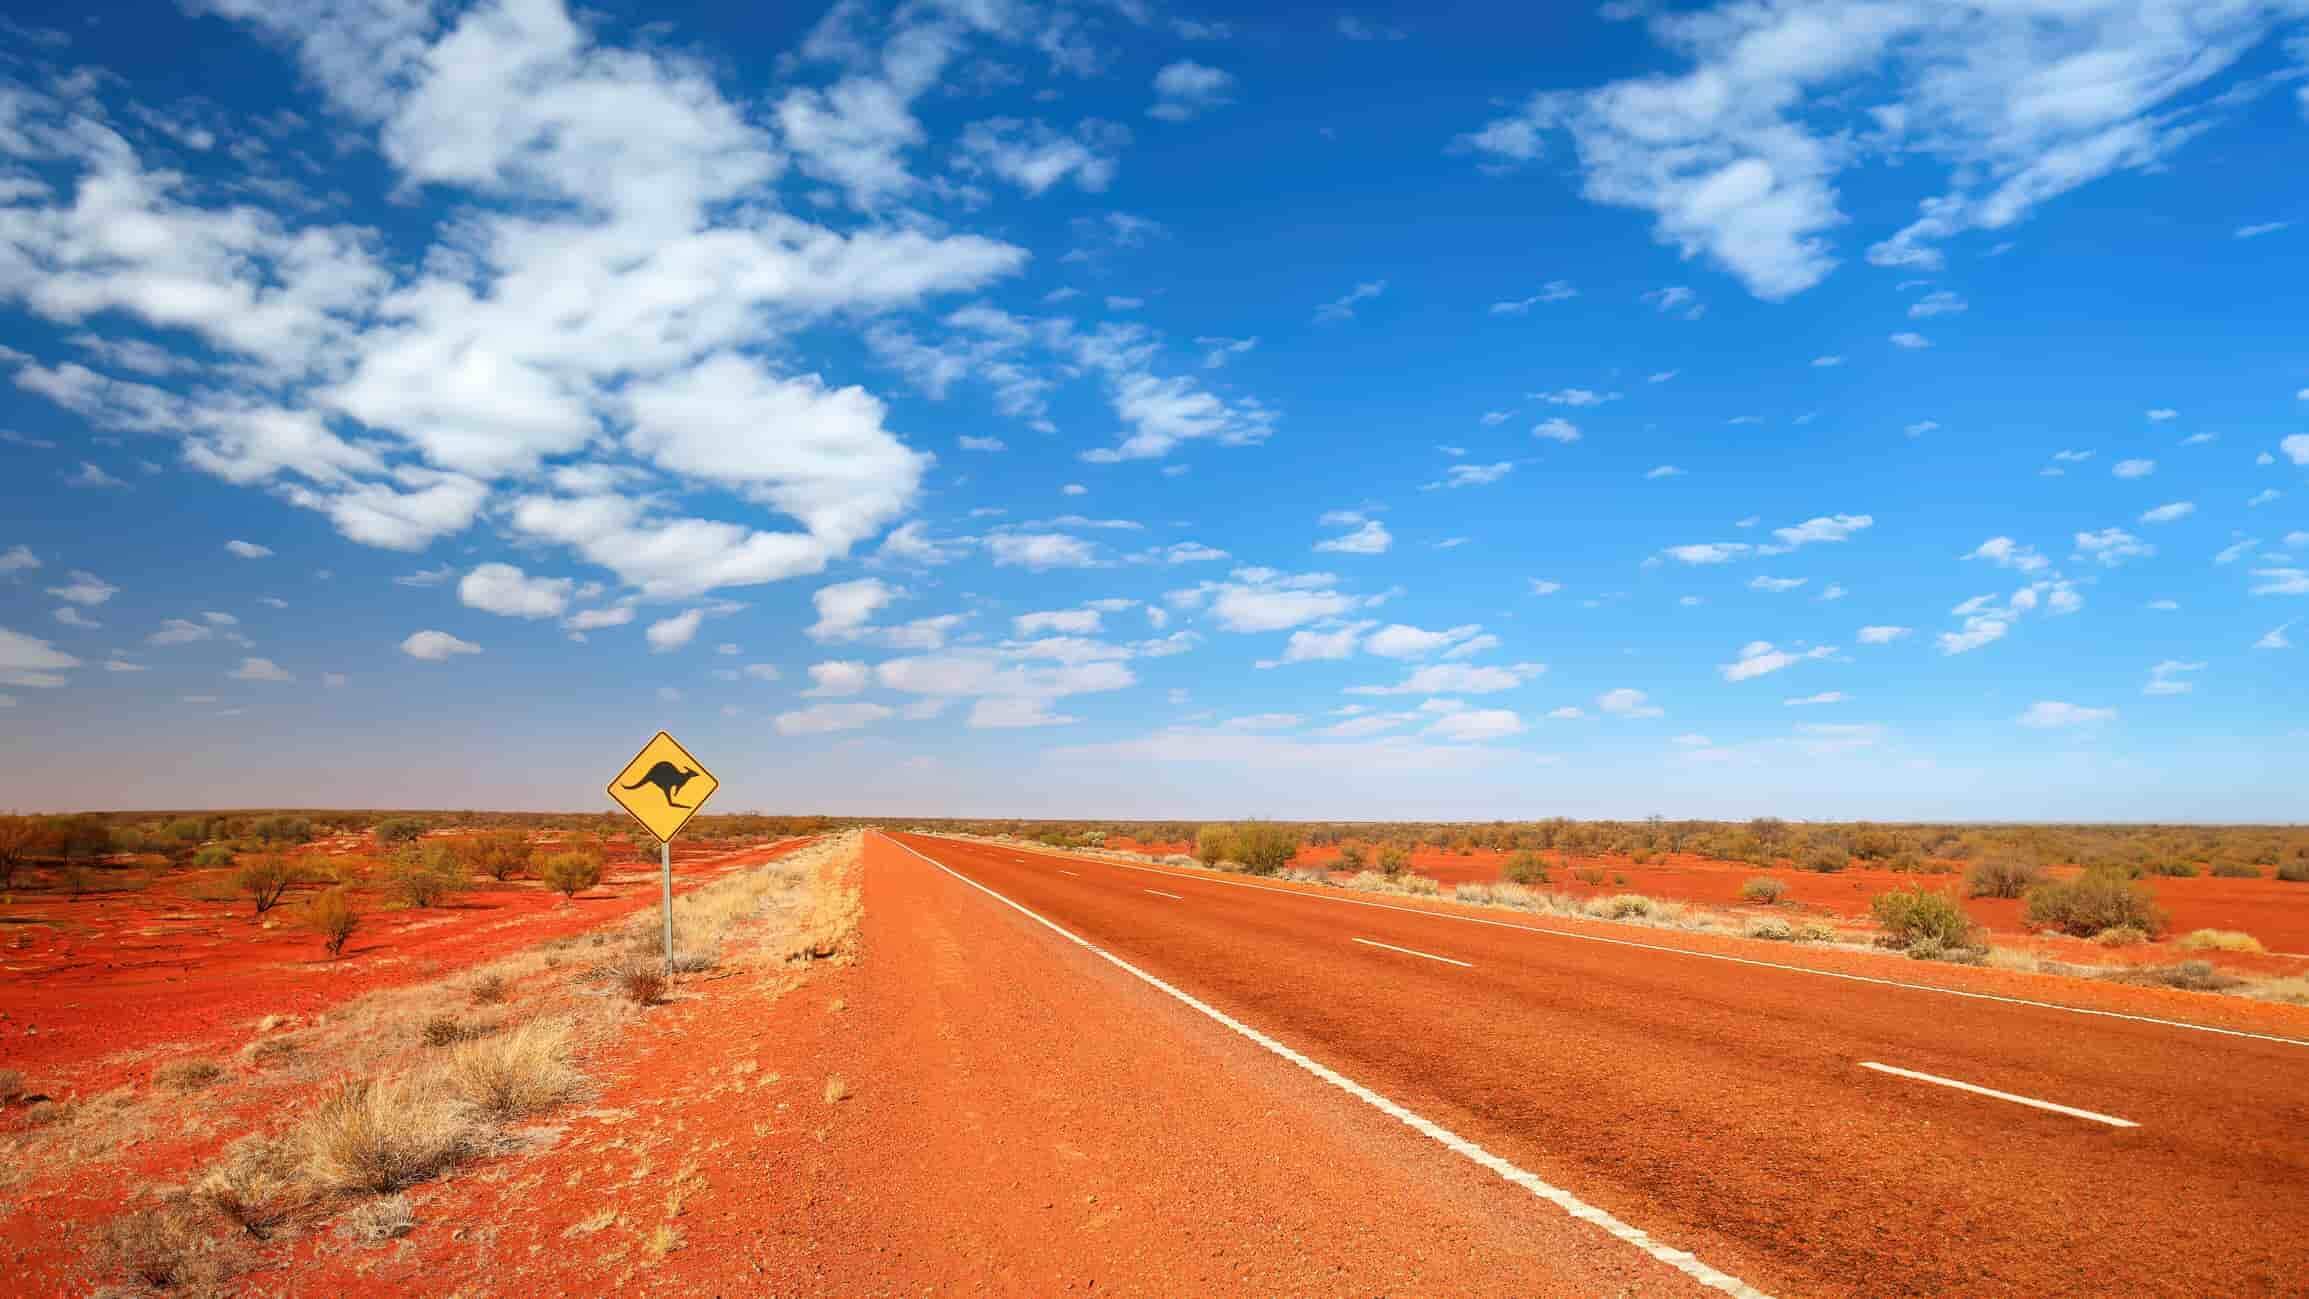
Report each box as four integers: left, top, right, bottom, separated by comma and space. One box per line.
607, 731, 719, 843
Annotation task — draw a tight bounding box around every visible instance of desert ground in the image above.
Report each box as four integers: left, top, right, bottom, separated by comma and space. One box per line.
3, 814, 2306, 1296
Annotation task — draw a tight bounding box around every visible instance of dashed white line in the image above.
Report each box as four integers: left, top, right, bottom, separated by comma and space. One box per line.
936, 836, 2308, 1050
1352, 936, 1473, 968
881, 833, 1769, 1299
1144, 888, 1184, 900
1058, 869, 1080, 877
1858, 1062, 2138, 1129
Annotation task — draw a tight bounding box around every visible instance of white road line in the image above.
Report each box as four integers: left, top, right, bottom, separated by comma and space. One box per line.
1353, 936, 1473, 968
1858, 1062, 2139, 1129
880, 834, 1768, 1299
937, 836, 2309, 1051
1144, 888, 1184, 900
1058, 869, 1080, 877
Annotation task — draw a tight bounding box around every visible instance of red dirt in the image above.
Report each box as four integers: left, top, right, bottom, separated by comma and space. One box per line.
0, 836, 801, 1095
235, 832, 1718, 1298
892, 834, 2309, 1298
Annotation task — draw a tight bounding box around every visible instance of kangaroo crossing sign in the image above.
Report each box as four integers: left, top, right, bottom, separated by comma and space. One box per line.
607, 730, 719, 843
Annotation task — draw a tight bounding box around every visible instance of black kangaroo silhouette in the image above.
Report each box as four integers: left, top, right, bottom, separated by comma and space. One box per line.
622, 760, 700, 809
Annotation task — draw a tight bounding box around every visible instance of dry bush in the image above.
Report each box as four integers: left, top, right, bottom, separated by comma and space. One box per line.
1600, 894, 1653, 919
1746, 918, 1797, 941
153, 1058, 228, 1092
1376, 843, 1412, 877
339, 1193, 415, 1243
1572, 866, 1606, 886
614, 960, 668, 1006
1965, 856, 2042, 899
442, 1020, 580, 1122
1501, 850, 1551, 885
823, 1074, 849, 1104
462, 830, 532, 882
469, 974, 508, 1005
539, 851, 603, 899
1193, 824, 1234, 867
305, 886, 359, 958
0, 1068, 24, 1104
384, 845, 465, 908
232, 855, 296, 917
2024, 867, 2165, 938
2177, 928, 2264, 953
2208, 861, 2261, 879
1739, 877, 1786, 905
2278, 859, 2309, 883
195, 1135, 311, 1239
296, 1074, 477, 1195
420, 1015, 478, 1047
99, 1200, 236, 1291
2094, 925, 2150, 947
24, 1099, 68, 1127
2103, 960, 2243, 993
1871, 887, 1982, 954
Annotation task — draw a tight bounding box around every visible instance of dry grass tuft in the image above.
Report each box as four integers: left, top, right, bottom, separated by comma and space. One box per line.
614, 960, 668, 1006
441, 1020, 581, 1122
99, 1200, 238, 1290
2176, 928, 2264, 953
195, 1135, 312, 1239
1739, 877, 1787, 905
295, 1074, 477, 1195
2102, 960, 2244, 993
153, 1058, 228, 1092
469, 973, 508, 1005
338, 1193, 415, 1243
420, 1015, 477, 1047
823, 1074, 849, 1104
2094, 925, 2150, 947
0, 1068, 24, 1104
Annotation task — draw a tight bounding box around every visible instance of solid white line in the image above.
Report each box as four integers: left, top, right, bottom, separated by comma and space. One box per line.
880, 834, 1769, 1299
1858, 1062, 2138, 1129
943, 836, 2309, 1050
1144, 888, 1184, 900
1353, 936, 1473, 968
1058, 869, 1080, 877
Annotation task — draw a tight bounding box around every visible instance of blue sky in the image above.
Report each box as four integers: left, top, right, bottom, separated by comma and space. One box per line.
3, 0, 2306, 819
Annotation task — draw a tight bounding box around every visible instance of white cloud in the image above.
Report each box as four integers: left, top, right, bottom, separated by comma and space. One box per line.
2142, 659, 2204, 696
959, 435, 1006, 452
1785, 691, 1847, 706
1889, 332, 1931, 350
149, 618, 215, 646
565, 606, 635, 632
0, 546, 37, 574
1811, 355, 1844, 367
1661, 542, 1751, 565
1531, 387, 1619, 407
968, 697, 1079, 729
458, 563, 571, 619
54, 607, 100, 630
229, 656, 293, 682
876, 521, 967, 567
1596, 687, 1662, 719
1313, 279, 1387, 323
1347, 662, 1545, 696
400, 630, 480, 661
1425, 708, 1524, 742
1150, 60, 1235, 121
2138, 501, 2194, 524
2145, 408, 2178, 422
1529, 579, 1562, 595
809, 578, 900, 641
1648, 370, 1679, 383
1904, 420, 1939, 438
2112, 458, 2155, 478
1546, 705, 1585, 719
1749, 576, 1808, 592
1221, 713, 1304, 732
0, 627, 79, 687
2252, 568, 2309, 595
1531, 417, 1580, 443
2255, 621, 2294, 650
2074, 528, 2154, 567
47, 570, 118, 606
2053, 449, 2095, 463
774, 701, 894, 736
1315, 518, 1392, 555
1909, 290, 1966, 318
1965, 536, 2048, 572
2279, 435, 2309, 466
954, 117, 1125, 195
1719, 640, 1834, 682
988, 532, 1102, 569
1363, 623, 1487, 659
1856, 625, 1911, 644
1426, 461, 1514, 490
804, 660, 872, 697
2018, 700, 2115, 729
2237, 222, 2289, 239
224, 540, 273, 559
1489, 281, 1578, 314
645, 609, 705, 653
2214, 539, 2258, 565
742, 663, 782, 682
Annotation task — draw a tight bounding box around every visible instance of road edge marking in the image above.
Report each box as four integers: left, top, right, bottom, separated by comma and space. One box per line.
933, 836, 2309, 1051
1144, 888, 1184, 900
1352, 936, 1474, 968
1857, 1062, 2139, 1128
880, 833, 1771, 1299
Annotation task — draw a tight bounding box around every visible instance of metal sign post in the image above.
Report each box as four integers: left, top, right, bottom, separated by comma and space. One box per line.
604, 729, 721, 985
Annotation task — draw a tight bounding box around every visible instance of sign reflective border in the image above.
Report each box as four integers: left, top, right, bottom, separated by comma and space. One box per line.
606, 730, 719, 843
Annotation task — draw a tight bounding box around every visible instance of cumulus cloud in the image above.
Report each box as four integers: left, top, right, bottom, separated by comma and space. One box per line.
1149, 60, 1235, 121
2074, 528, 2154, 567
458, 563, 572, 619
400, 630, 480, 661
2113, 458, 2155, 479
224, 540, 273, 559
1719, 640, 1835, 682
1856, 625, 1911, 644
2018, 700, 2115, 729
1315, 517, 1393, 555
1965, 536, 2047, 572
1596, 687, 1663, 719
646, 609, 705, 652
1347, 662, 1545, 696
2138, 501, 2194, 524
0, 626, 80, 687
774, 701, 894, 736
988, 532, 1102, 569
1531, 417, 1580, 443
229, 656, 293, 682
804, 660, 872, 697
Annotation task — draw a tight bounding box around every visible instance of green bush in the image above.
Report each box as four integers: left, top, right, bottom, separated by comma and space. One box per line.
1230, 823, 1300, 876
374, 818, 427, 846
1964, 856, 2041, 899
1335, 843, 1366, 871
233, 856, 296, 916
1377, 843, 1412, 877
2208, 861, 2260, 879
306, 887, 359, 958
386, 845, 464, 908
1799, 840, 1849, 873
1193, 824, 1234, 868
1739, 876, 1786, 905
1871, 887, 1980, 951
458, 831, 531, 882
1501, 851, 1551, 886
192, 843, 235, 868
539, 852, 603, 899
2022, 867, 2165, 938
2143, 860, 2199, 878
2278, 860, 2309, 884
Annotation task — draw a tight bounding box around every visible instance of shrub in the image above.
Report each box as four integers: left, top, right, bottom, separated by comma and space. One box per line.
340, 1194, 415, 1244
2281, 860, 2309, 883
192, 843, 236, 868
2208, 861, 2260, 879
62, 864, 94, 900
442, 1021, 579, 1121
1601, 894, 1652, 919
421, 1016, 474, 1047
2104, 960, 2242, 993
373, 817, 427, 846
1871, 887, 1980, 951
100, 1202, 229, 1290
461, 831, 532, 882
386, 845, 465, 908
470, 974, 508, 1005
1502, 851, 1551, 886
1739, 877, 1786, 905
1230, 823, 1300, 876
2177, 929, 2263, 953
1964, 856, 2041, 899
1799, 841, 1849, 873
1906, 938, 1988, 965
0, 814, 50, 889
1746, 918, 1796, 941
234, 855, 296, 916
1193, 824, 1234, 867
2023, 868, 2165, 938
2093, 925, 2149, 947
154, 1058, 227, 1092
1336, 843, 1366, 871
296, 1075, 475, 1195
195, 1136, 309, 1239
306, 887, 359, 958
0, 1068, 24, 1103
539, 851, 604, 899
1573, 866, 1606, 886
2143, 860, 2200, 878
615, 960, 667, 1006
1377, 843, 1412, 877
